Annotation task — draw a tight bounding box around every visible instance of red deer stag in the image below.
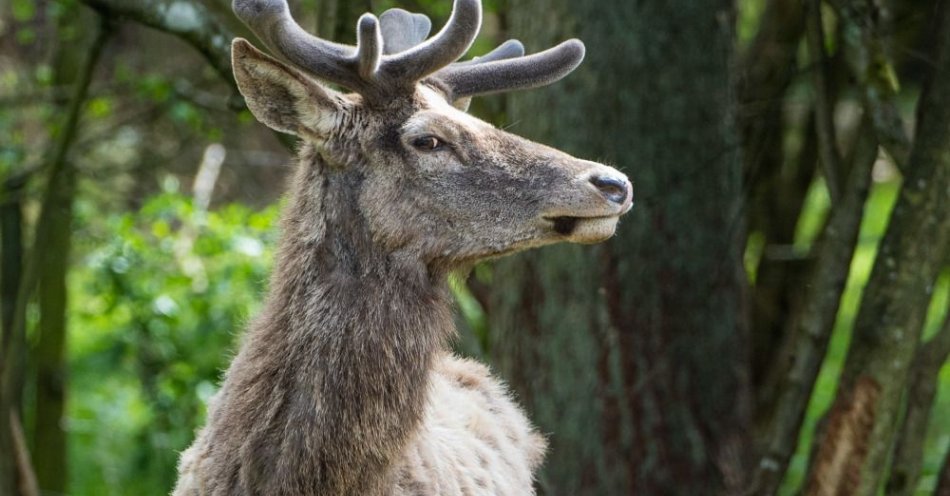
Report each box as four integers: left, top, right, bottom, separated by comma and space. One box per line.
174, 0, 633, 494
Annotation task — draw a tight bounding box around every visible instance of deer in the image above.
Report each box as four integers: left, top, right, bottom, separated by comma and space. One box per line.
173, 0, 633, 494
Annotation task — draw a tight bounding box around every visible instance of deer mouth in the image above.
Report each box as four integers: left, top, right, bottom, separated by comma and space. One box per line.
545, 214, 622, 243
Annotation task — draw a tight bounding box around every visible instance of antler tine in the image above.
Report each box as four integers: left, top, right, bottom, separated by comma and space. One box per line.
233, 0, 580, 101
381, 0, 482, 86
474, 39, 525, 63
451, 39, 525, 67
438, 39, 585, 99
356, 14, 383, 80
379, 8, 432, 55
233, 0, 364, 90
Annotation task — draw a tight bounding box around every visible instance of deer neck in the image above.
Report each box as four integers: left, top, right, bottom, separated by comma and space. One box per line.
223, 147, 454, 493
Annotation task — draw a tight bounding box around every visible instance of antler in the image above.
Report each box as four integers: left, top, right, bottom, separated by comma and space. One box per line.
377, 7, 585, 99
379, 9, 432, 55
435, 40, 585, 99
232, 0, 584, 102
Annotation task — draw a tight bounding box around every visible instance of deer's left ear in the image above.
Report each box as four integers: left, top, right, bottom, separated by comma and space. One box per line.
232, 38, 341, 139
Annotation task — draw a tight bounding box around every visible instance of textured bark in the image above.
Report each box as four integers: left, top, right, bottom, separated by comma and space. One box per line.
487, 1, 749, 494
804, 2, 950, 493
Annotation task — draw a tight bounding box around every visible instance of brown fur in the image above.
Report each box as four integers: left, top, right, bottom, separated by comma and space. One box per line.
173, 38, 631, 496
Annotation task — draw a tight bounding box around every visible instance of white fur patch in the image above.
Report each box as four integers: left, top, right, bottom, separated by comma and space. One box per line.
390, 354, 547, 495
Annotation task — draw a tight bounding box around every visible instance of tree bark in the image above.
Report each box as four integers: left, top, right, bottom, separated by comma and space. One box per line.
804, 2, 950, 494
487, 1, 749, 494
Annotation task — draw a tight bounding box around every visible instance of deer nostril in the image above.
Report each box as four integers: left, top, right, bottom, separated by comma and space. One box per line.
589, 175, 629, 205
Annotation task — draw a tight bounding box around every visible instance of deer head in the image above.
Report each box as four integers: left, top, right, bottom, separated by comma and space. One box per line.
231, 0, 633, 270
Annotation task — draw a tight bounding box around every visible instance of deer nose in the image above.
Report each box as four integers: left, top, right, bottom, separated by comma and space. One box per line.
589, 175, 631, 205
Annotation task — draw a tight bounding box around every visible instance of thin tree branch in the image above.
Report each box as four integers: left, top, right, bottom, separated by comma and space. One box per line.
75, 0, 299, 150
73, 0, 301, 155
885, 302, 950, 496
805, 0, 843, 204
750, 118, 878, 496
78, 0, 237, 93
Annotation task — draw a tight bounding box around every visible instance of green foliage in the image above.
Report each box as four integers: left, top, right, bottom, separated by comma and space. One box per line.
1, 0, 946, 493
67, 188, 279, 494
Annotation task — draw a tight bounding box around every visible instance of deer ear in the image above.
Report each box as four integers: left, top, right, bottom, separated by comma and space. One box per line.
231, 38, 340, 139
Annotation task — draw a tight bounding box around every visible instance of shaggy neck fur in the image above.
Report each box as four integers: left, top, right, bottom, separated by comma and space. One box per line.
207, 145, 454, 495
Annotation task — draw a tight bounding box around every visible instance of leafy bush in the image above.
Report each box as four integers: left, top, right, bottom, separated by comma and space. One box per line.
67, 188, 278, 494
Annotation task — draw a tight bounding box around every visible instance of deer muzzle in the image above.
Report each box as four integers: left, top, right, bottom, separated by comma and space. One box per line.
541, 164, 633, 244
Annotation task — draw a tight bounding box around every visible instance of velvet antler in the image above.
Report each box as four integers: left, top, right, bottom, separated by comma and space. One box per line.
232, 0, 584, 102
436, 40, 584, 99
377, 5, 585, 100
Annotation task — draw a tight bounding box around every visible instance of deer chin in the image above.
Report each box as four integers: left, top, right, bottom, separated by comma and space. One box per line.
546, 214, 621, 244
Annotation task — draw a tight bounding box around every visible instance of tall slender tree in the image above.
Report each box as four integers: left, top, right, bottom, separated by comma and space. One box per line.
32, 12, 110, 494
486, 1, 750, 494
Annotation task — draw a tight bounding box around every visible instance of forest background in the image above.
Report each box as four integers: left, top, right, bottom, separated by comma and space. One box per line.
0, 0, 949, 494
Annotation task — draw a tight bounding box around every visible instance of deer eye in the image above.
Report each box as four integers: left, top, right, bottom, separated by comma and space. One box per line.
411, 136, 446, 152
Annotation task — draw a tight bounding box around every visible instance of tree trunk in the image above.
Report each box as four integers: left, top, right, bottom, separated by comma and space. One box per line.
31, 13, 109, 494
804, 2, 950, 494
487, 1, 749, 494
32, 174, 75, 495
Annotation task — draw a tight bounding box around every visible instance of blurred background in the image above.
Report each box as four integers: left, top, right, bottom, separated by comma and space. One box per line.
0, 0, 948, 495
